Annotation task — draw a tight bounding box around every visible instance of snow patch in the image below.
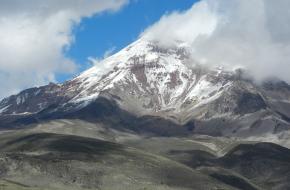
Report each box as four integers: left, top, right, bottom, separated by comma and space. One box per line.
0, 105, 9, 114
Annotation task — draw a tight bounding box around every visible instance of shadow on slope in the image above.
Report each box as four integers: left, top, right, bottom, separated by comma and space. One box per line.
168, 142, 290, 190
219, 143, 290, 190
0, 133, 122, 159
10, 97, 191, 137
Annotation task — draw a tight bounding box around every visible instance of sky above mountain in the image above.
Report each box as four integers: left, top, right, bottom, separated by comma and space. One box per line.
0, 0, 290, 99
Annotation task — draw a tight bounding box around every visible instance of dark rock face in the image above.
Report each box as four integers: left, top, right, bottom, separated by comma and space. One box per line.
234, 92, 267, 114
184, 120, 195, 131
209, 173, 259, 190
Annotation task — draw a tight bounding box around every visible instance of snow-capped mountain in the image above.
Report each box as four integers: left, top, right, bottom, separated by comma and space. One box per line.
71, 39, 234, 119
1, 38, 290, 140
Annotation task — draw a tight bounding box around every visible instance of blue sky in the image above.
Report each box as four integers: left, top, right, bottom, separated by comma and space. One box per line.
61, 0, 198, 82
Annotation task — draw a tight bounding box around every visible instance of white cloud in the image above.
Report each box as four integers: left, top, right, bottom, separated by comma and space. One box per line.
0, 0, 128, 98
142, 1, 218, 47
142, 0, 290, 83
88, 46, 117, 67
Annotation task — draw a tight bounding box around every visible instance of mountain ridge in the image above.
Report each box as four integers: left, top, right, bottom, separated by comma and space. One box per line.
1, 38, 290, 144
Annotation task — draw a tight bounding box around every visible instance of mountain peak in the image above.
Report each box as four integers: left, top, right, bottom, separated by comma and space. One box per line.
1, 37, 290, 142
0, 38, 232, 118
62, 38, 237, 122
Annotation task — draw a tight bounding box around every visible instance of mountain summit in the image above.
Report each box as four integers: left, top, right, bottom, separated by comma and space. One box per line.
1, 38, 290, 142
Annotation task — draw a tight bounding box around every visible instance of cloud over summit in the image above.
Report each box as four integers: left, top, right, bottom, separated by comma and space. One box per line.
142, 0, 290, 83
